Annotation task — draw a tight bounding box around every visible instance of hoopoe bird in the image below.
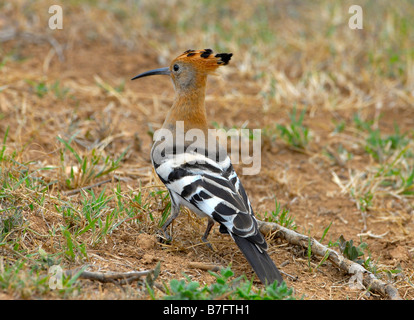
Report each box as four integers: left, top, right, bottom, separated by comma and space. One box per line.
131, 49, 283, 285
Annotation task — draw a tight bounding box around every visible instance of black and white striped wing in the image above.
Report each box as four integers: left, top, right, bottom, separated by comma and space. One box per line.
153, 150, 267, 251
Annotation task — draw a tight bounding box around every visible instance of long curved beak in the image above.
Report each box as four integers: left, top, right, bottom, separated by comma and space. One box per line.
131, 67, 170, 80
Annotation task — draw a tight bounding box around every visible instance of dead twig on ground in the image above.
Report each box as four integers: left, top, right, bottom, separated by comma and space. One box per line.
257, 220, 402, 300
65, 268, 154, 285
187, 262, 223, 272
0, 26, 65, 61
63, 176, 121, 196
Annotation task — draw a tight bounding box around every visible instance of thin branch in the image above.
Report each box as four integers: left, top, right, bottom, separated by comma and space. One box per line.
0, 26, 65, 61
65, 268, 153, 285
187, 262, 223, 272
257, 220, 402, 300
63, 176, 121, 196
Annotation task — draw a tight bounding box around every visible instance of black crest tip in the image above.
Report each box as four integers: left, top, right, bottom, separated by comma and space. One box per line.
215, 53, 233, 65
200, 48, 213, 59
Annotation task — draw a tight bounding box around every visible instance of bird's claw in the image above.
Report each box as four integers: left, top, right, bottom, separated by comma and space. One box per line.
201, 237, 215, 251
157, 229, 172, 244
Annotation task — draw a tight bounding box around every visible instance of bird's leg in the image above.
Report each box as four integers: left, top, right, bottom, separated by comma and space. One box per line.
159, 203, 180, 243
201, 218, 215, 251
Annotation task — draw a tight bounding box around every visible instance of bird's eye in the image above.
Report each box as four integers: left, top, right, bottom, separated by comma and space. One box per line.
173, 64, 179, 72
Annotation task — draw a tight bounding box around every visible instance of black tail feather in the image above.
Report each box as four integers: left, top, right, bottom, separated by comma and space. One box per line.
233, 235, 283, 286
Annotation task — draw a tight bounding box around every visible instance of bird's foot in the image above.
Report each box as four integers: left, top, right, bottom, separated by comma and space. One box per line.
156, 229, 172, 244
201, 237, 216, 251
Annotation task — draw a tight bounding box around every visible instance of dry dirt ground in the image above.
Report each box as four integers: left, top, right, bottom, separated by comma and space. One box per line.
0, 1, 413, 300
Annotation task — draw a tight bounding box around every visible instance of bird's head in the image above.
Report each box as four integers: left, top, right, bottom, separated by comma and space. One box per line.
132, 49, 232, 92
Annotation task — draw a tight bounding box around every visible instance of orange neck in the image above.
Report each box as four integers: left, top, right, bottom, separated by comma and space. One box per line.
162, 85, 208, 134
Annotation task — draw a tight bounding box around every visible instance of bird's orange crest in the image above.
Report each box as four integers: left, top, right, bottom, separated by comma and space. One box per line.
173, 49, 232, 73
